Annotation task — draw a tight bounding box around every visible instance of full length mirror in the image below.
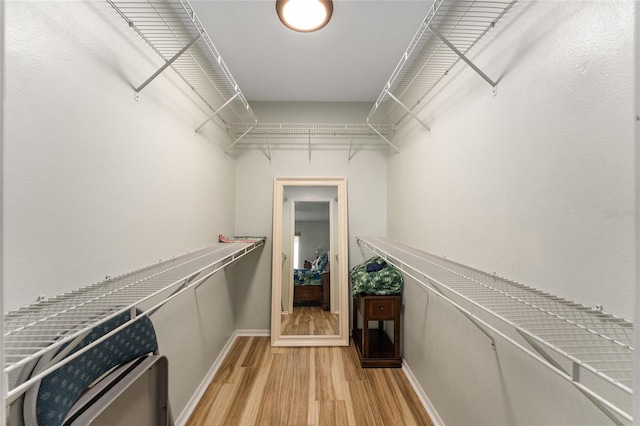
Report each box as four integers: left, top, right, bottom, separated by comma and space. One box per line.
271, 177, 349, 346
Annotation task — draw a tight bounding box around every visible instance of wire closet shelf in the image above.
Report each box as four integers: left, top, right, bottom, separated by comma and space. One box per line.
367, 0, 517, 127
357, 237, 634, 423
3, 240, 264, 403
227, 123, 396, 139
107, 0, 257, 126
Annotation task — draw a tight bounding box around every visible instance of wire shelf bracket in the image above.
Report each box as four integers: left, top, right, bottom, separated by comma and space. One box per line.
516, 329, 626, 425
356, 237, 634, 423
366, 122, 400, 153
427, 25, 498, 95
265, 135, 272, 163
195, 93, 240, 134
367, 0, 516, 128
225, 125, 255, 154
135, 32, 202, 97
107, 0, 257, 125
348, 134, 355, 163
381, 90, 432, 133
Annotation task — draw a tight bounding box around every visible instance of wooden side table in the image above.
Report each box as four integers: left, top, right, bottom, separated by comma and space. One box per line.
321, 273, 330, 311
352, 293, 402, 368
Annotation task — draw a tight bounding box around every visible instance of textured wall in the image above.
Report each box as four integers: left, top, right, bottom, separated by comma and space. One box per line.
387, 1, 635, 424
389, 1, 635, 321
3, 1, 238, 420
633, 1, 640, 423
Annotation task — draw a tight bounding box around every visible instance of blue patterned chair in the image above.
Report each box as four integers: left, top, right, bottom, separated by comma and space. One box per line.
12, 310, 171, 425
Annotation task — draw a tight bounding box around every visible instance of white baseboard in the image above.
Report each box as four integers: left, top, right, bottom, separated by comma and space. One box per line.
402, 360, 444, 426
235, 329, 270, 337
174, 329, 270, 425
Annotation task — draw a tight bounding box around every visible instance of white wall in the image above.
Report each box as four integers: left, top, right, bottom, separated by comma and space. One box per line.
635, 3, 640, 423
3, 1, 241, 420
388, 1, 635, 425
3, 1, 635, 424
296, 220, 330, 266
0, 0, 5, 423
233, 102, 389, 329
390, 0, 635, 322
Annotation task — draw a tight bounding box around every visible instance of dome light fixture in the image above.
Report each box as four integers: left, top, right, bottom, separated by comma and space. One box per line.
276, 0, 334, 33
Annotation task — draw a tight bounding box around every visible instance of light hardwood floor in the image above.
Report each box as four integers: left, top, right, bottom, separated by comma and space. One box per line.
186, 336, 434, 426
281, 306, 339, 335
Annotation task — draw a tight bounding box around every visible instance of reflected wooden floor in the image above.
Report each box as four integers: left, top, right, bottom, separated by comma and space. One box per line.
186, 336, 434, 426
281, 306, 339, 335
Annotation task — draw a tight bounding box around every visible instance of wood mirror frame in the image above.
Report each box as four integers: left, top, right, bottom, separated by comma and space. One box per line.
271, 177, 349, 346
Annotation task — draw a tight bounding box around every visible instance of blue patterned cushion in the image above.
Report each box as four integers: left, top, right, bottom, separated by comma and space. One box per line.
316, 252, 329, 271
35, 311, 158, 426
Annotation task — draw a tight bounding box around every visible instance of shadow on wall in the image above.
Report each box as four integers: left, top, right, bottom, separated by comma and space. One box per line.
227, 247, 267, 326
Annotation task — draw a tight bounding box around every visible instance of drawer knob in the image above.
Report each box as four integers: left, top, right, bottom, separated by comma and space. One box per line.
379, 306, 384, 310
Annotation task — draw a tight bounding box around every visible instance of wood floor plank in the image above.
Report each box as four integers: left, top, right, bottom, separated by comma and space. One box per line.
391, 369, 435, 426
307, 348, 317, 425
255, 349, 311, 425
221, 367, 261, 425
187, 336, 433, 426
365, 368, 408, 425
317, 400, 349, 426
330, 346, 348, 402
233, 346, 276, 425
242, 335, 270, 368
185, 382, 223, 426
199, 382, 237, 425
254, 352, 291, 425
315, 346, 336, 401
347, 380, 385, 426
341, 343, 367, 383
212, 336, 250, 384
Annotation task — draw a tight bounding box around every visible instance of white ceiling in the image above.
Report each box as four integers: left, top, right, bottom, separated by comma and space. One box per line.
190, 1, 430, 103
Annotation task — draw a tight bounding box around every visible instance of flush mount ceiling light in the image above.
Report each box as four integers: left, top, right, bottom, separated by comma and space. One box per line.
276, 0, 334, 33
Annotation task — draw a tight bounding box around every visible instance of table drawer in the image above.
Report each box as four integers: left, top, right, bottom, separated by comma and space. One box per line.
368, 299, 396, 320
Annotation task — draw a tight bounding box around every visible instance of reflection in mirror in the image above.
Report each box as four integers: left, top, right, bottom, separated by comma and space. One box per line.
281, 199, 338, 335
271, 178, 349, 346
